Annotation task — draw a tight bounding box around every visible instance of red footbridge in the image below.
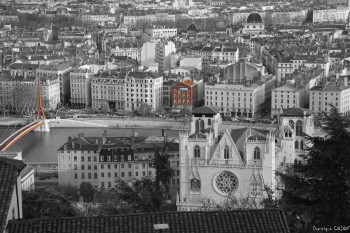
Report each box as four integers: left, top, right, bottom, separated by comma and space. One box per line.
0, 74, 49, 152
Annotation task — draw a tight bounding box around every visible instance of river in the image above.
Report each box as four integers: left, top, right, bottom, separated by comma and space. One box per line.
0, 127, 181, 163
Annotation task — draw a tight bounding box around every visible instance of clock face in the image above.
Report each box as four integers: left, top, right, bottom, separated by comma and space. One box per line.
213, 171, 239, 195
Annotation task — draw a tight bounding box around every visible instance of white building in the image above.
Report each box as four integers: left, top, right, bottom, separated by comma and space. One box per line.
141, 41, 176, 72
242, 12, 265, 35
124, 72, 163, 112
179, 56, 202, 70
70, 68, 94, 108
145, 28, 177, 39
57, 132, 180, 201
177, 106, 276, 211
309, 80, 350, 115
204, 82, 266, 118
91, 71, 125, 111
111, 46, 141, 61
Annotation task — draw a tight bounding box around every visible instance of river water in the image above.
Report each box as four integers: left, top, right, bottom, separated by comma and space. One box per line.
0, 127, 180, 163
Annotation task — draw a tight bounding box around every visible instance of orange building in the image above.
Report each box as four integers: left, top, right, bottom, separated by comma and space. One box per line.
172, 80, 198, 112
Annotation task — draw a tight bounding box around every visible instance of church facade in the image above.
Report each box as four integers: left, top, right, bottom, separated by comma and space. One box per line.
177, 106, 317, 211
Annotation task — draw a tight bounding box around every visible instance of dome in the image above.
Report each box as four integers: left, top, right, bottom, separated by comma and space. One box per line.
246, 12, 263, 24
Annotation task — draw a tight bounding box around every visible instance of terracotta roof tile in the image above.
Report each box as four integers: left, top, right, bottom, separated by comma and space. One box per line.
7, 210, 289, 233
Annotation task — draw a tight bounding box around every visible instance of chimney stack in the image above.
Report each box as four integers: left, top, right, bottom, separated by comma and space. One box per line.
102, 130, 107, 144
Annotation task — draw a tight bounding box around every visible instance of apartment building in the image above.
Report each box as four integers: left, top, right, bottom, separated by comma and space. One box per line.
190, 45, 239, 64
124, 72, 163, 112
91, 71, 125, 111
0, 63, 59, 112
141, 41, 176, 72
57, 132, 180, 201
37, 63, 73, 105
204, 82, 265, 118
70, 68, 94, 108
271, 68, 322, 118
309, 78, 350, 115
163, 80, 176, 109
172, 80, 198, 112
111, 45, 141, 61
144, 27, 177, 39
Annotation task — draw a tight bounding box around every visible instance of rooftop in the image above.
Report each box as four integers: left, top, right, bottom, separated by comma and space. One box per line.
6, 209, 290, 233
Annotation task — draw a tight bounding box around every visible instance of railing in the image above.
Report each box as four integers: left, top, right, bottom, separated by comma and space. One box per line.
189, 158, 262, 168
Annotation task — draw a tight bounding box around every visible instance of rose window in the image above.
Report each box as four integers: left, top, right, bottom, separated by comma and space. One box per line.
214, 171, 239, 195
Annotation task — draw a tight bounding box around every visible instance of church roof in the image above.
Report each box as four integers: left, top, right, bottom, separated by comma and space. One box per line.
189, 132, 207, 139
230, 127, 270, 154
7, 210, 290, 233
192, 106, 219, 115
247, 12, 263, 24
248, 134, 266, 141
281, 108, 314, 117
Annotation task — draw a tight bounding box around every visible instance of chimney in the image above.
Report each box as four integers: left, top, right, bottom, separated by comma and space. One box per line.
72, 141, 75, 149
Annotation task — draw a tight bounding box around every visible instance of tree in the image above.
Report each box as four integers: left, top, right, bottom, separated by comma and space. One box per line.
59, 185, 80, 202
137, 103, 152, 116
79, 182, 95, 203
153, 145, 173, 193
278, 106, 350, 232
114, 144, 175, 213
22, 189, 79, 219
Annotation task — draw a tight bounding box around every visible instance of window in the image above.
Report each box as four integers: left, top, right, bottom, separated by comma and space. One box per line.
115, 172, 118, 177
101, 173, 104, 177
208, 119, 211, 125
295, 140, 299, 149
100, 156, 104, 161
224, 145, 229, 159
194, 145, 200, 158
81, 156, 84, 162
121, 172, 124, 177
254, 147, 260, 160
128, 163, 131, 168
300, 140, 304, 150
74, 156, 77, 161
289, 120, 294, 129
296, 120, 302, 136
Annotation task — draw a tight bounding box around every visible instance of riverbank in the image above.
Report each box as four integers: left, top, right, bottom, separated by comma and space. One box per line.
0, 117, 31, 126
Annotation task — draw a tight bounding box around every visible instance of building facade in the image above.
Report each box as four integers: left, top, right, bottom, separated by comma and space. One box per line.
70, 68, 94, 109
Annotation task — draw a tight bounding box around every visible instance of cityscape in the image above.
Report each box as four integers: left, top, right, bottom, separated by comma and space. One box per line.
0, 0, 350, 232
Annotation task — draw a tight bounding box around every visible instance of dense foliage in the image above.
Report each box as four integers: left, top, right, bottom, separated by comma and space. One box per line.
22, 189, 79, 219
278, 107, 350, 232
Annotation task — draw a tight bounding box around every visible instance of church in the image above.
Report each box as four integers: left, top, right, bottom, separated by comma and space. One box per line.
177, 106, 316, 211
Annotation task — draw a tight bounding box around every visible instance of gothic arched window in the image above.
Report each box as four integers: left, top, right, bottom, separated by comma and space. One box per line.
289, 120, 294, 129
295, 140, 299, 149
254, 147, 260, 160
296, 120, 302, 136
194, 145, 200, 158
300, 140, 304, 150
195, 119, 199, 133
224, 145, 229, 159
200, 119, 205, 132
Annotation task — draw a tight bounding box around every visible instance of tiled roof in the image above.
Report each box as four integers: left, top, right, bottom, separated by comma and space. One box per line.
6, 209, 289, 233
192, 106, 219, 115
281, 108, 314, 117
0, 157, 25, 233
230, 127, 270, 154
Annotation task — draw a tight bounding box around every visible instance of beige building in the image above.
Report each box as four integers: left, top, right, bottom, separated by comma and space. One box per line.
57, 132, 180, 201
310, 81, 350, 115
204, 82, 265, 118
70, 68, 94, 108
111, 46, 141, 61
124, 72, 163, 112
91, 71, 125, 111
144, 28, 177, 39
36, 63, 73, 105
